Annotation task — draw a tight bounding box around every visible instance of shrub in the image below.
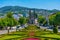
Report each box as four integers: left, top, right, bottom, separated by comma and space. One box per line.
53, 26, 58, 34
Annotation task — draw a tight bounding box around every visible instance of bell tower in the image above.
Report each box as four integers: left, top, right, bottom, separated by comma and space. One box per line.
29, 9, 37, 24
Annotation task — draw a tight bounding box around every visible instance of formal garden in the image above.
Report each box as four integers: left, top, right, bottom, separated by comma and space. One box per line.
0, 25, 60, 40
0, 11, 60, 40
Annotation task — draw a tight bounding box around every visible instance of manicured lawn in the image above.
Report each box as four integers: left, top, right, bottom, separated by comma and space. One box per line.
0, 25, 60, 40
0, 31, 29, 40
0, 35, 21, 40
41, 34, 60, 38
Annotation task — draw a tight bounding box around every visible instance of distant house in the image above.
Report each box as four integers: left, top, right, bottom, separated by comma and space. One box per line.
22, 12, 29, 17
13, 14, 23, 20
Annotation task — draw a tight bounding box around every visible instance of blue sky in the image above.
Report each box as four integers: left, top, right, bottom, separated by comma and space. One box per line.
0, 0, 60, 10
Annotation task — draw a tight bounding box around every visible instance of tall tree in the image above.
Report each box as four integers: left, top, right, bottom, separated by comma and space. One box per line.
49, 12, 60, 34
38, 15, 45, 26
19, 17, 26, 27
6, 12, 14, 28
0, 18, 4, 29
5, 12, 18, 34
0, 12, 18, 34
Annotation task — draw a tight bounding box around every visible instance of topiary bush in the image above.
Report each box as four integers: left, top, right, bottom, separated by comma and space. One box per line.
53, 26, 58, 34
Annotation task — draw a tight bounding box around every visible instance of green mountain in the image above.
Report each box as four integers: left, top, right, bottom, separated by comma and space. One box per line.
0, 6, 60, 16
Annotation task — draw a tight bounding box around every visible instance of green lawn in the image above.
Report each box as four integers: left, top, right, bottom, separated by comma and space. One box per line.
0, 31, 29, 40
0, 25, 60, 40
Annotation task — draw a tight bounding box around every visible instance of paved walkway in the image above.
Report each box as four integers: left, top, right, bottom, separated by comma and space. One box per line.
0, 26, 60, 35
0, 30, 16, 35
40, 26, 60, 32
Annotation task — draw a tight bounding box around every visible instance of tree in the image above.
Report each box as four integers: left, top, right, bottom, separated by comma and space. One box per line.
0, 17, 9, 29
38, 15, 45, 26
12, 18, 19, 31
43, 20, 47, 26
4, 17, 10, 34
0, 18, 4, 30
0, 12, 18, 34
5, 12, 18, 34
19, 17, 27, 27
26, 17, 29, 24
6, 12, 13, 18
6, 12, 14, 28
49, 12, 60, 34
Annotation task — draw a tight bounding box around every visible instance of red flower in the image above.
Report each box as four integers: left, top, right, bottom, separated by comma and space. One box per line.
24, 38, 40, 40
29, 32, 35, 36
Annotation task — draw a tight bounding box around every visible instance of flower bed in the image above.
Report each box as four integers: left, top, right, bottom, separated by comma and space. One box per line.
23, 38, 40, 40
